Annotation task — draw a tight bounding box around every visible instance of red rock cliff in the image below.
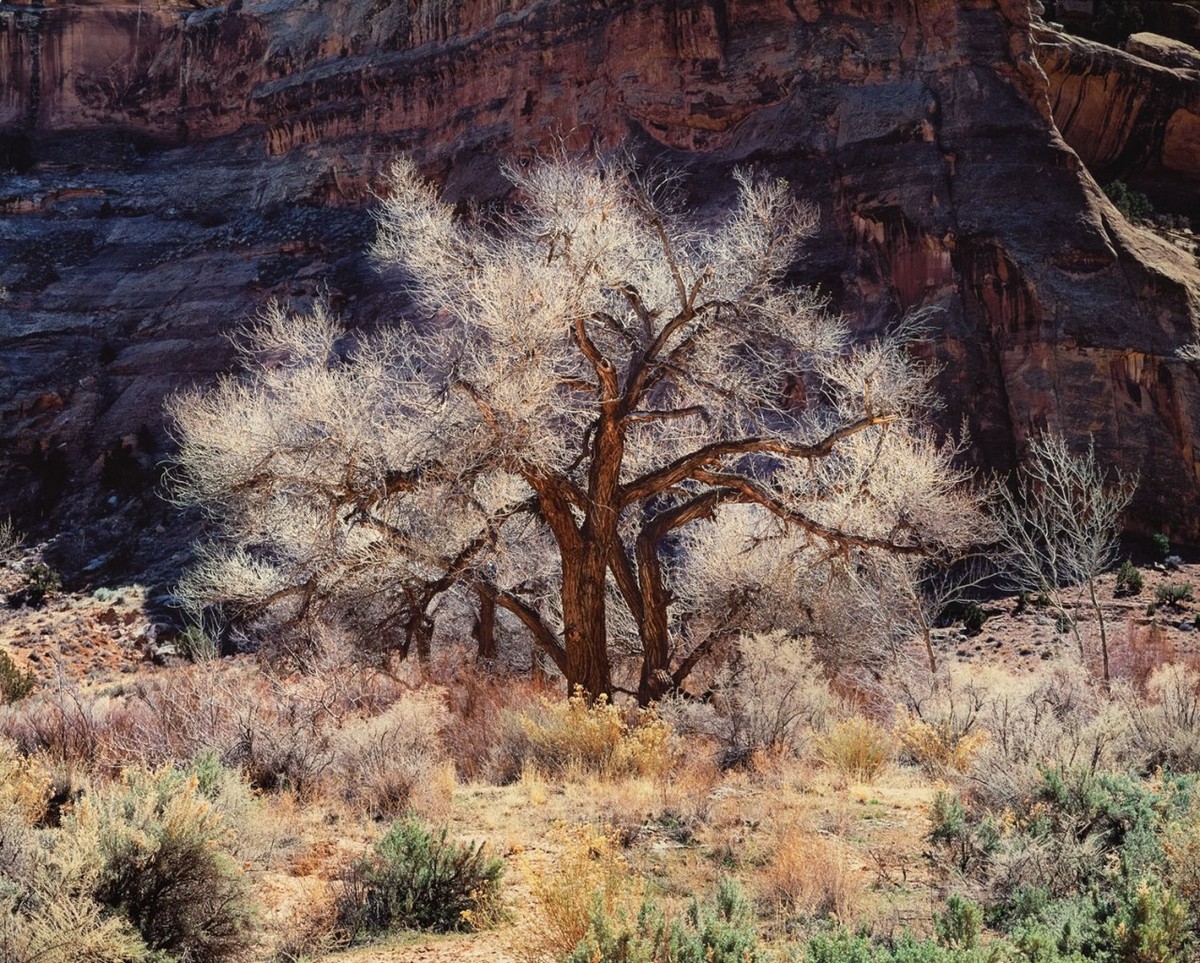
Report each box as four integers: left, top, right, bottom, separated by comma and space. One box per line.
2, 0, 1200, 579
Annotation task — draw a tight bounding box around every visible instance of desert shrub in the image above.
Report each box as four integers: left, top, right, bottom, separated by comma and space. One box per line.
176, 624, 218, 663
0, 649, 36, 704
1155, 582, 1193, 609
761, 824, 863, 922
0, 516, 23, 562
964, 665, 1134, 810
934, 895, 982, 951
1152, 533, 1171, 560
7, 563, 61, 609
336, 817, 503, 939
940, 763, 1200, 953
961, 603, 987, 635
712, 632, 838, 764
0, 741, 51, 824
1105, 180, 1153, 221
0, 682, 109, 765
64, 766, 258, 962
523, 823, 646, 961
430, 657, 547, 780
895, 713, 987, 776
803, 926, 991, 963
0, 889, 151, 963
891, 668, 988, 773
1121, 663, 1200, 772
1107, 879, 1189, 963
565, 877, 762, 963
1162, 802, 1200, 930
1115, 560, 1144, 597
327, 692, 453, 819
512, 688, 676, 779
816, 717, 891, 782
928, 792, 1001, 877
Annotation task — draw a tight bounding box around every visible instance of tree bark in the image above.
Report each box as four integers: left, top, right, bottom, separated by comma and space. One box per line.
473, 586, 497, 660
560, 546, 612, 699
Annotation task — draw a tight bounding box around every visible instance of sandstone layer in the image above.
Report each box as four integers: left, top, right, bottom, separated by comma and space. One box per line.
2, 0, 1200, 583
1038, 25, 1200, 211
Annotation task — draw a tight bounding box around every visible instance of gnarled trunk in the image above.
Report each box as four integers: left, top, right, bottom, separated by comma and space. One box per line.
561, 544, 612, 699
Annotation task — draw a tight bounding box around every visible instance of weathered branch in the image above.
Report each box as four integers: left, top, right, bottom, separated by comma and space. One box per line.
620, 415, 896, 506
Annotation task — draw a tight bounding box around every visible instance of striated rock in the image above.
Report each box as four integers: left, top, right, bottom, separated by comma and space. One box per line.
1126, 31, 1200, 70
2, 0, 1200, 579
1038, 25, 1200, 194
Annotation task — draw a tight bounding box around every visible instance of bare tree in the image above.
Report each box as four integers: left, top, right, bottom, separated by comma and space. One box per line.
168, 153, 983, 701
993, 433, 1136, 682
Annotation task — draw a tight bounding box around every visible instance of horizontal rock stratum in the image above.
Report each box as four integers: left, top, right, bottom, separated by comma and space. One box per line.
2, 0, 1200, 578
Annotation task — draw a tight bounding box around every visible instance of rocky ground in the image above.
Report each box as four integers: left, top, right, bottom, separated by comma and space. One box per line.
4, 548, 1198, 693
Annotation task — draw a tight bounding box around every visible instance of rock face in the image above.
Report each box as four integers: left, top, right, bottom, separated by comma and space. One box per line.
1038, 26, 1200, 208
3, 0, 1200, 581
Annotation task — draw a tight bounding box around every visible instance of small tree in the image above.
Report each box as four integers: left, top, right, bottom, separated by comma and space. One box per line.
168, 153, 982, 701
993, 433, 1136, 682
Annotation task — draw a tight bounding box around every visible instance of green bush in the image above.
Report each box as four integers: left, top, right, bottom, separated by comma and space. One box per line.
0, 649, 36, 704
337, 817, 503, 938
1155, 583, 1193, 609
935, 895, 982, 951
1104, 180, 1153, 221
69, 767, 259, 962
1115, 560, 1144, 597
928, 792, 999, 875
1107, 880, 1189, 963
1153, 533, 1171, 561
8, 563, 61, 609
962, 604, 988, 636
565, 877, 761, 963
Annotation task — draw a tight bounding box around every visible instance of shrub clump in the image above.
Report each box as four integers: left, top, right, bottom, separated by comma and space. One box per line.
564, 877, 761, 963
510, 687, 676, 779
815, 717, 891, 782
336, 817, 503, 939
1115, 559, 1144, 597
0, 764, 258, 963
0, 649, 36, 704
1155, 582, 1194, 609
69, 767, 259, 962
7, 563, 61, 609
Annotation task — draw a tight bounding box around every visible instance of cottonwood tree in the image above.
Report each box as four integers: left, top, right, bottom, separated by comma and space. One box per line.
168, 154, 983, 702
993, 433, 1136, 682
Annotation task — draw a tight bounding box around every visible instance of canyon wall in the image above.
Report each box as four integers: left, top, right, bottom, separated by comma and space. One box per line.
2, 0, 1200, 581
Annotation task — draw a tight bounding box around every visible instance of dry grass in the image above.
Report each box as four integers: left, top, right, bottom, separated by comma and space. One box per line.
816, 717, 892, 783
514, 822, 646, 963
893, 713, 988, 775
759, 818, 865, 924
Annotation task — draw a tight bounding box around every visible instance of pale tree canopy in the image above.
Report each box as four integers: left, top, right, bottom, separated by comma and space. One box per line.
168, 152, 984, 701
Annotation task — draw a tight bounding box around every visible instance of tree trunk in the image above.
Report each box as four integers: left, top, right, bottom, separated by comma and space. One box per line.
636, 531, 671, 706
560, 546, 612, 700
473, 586, 497, 660
1089, 578, 1110, 684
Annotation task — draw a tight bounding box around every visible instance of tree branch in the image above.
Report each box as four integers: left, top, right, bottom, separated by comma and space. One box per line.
620, 415, 896, 506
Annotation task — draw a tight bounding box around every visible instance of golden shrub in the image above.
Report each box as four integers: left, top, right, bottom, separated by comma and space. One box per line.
517, 688, 676, 779
0, 741, 52, 824
894, 714, 988, 775
815, 717, 891, 783
516, 822, 645, 962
